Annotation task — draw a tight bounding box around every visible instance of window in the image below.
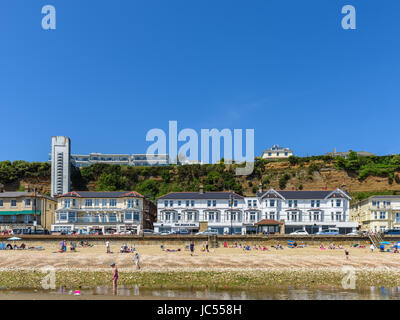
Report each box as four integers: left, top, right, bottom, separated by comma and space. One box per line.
372, 201, 377, 206
0, 200, 3, 207
11, 200, 17, 207
72, 199, 76, 206
248, 200, 252, 207
136, 199, 139, 206
109, 213, 117, 222
331, 212, 334, 221
253, 200, 257, 207
94, 199, 100, 207
270, 212, 275, 220
294, 200, 297, 207
133, 212, 140, 221
208, 212, 214, 221
25, 199, 31, 207
374, 211, 378, 220
249, 212, 256, 222
311, 200, 315, 208
102, 199, 108, 207
191, 200, 195, 207
11, 215, 16, 223
331, 200, 334, 207
208, 200, 212, 207
336, 200, 341, 207
396, 213, 400, 224
313, 212, 319, 221
316, 200, 320, 207
165, 212, 171, 221
289, 200, 292, 208
68, 212, 76, 222
213, 200, 217, 207
169, 200, 173, 207
64, 199, 70, 208
177, 213, 182, 221
292, 213, 298, 222
125, 212, 132, 220
109, 199, 117, 207
270, 200, 275, 207
128, 199, 135, 208
164, 201, 168, 207
178, 201, 181, 206
24, 215, 31, 224
336, 212, 342, 222
380, 212, 386, 220
59, 212, 67, 221
85, 199, 92, 207
187, 212, 193, 221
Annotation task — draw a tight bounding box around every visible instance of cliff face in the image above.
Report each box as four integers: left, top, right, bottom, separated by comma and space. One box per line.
4, 159, 400, 199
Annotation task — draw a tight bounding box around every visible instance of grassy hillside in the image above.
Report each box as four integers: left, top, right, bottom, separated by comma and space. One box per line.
2, 152, 400, 202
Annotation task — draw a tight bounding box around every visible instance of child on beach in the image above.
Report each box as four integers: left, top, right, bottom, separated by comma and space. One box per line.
345, 249, 349, 260
134, 252, 140, 270
190, 242, 194, 256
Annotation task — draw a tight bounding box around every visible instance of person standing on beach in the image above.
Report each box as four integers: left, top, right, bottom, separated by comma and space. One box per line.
345, 249, 349, 260
110, 262, 118, 294
190, 242, 194, 256
134, 252, 140, 270
370, 244, 375, 252
106, 241, 110, 253
205, 241, 209, 252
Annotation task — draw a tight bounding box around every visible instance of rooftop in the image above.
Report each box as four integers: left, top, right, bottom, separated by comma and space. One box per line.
256, 189, 350, 200
58, 191, 144, 198
158, 191, 243, 200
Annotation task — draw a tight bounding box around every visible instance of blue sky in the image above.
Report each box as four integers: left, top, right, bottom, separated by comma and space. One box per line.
1, 0, 399, 162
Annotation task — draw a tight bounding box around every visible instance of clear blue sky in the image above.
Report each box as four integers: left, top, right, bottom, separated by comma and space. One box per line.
1, 0, 399, 162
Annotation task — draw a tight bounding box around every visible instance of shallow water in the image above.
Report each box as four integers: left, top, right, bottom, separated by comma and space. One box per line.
0, 285, 400, 300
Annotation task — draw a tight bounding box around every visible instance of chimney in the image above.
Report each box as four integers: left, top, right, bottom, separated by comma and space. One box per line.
199, 184, 204, 194
258, 181, 263, 193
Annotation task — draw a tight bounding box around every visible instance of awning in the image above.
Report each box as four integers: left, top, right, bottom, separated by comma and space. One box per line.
255, 219, 282, 226
0, 210, 41, 216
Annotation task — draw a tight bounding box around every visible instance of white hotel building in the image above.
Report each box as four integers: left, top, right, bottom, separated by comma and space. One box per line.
52, 191, 156, 234
153, 186, 357, 235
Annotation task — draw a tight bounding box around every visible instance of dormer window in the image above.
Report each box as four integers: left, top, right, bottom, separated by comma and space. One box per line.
270, 200, 275, 207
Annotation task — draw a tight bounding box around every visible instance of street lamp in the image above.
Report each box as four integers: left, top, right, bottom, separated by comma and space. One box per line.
33, 188, 37, 234
229, 194, 233, 235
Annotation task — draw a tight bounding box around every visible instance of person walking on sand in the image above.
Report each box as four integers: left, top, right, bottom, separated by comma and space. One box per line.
205, 241, 209, 252
345, 249, 349, 260
134, 252, 140, 270
190, 242, 194, 256
370, 244, 375, 252
106, 240, 110, 254
110, 262, 118, 294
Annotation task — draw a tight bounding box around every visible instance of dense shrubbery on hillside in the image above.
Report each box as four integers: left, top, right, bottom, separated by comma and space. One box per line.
71, 162, 244, 199
335, 151, 400, 182
0, 161, 51, 184
2, 153, 400, 200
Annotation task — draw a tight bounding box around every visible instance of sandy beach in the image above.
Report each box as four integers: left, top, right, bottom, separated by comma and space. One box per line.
0, 241, 399, 270
1, 241, 399, 289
